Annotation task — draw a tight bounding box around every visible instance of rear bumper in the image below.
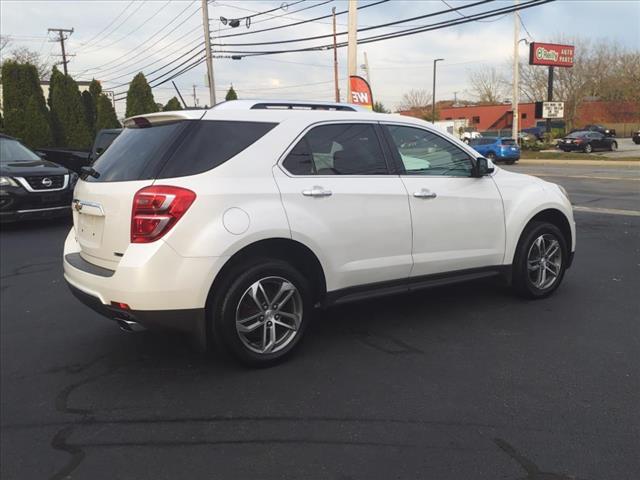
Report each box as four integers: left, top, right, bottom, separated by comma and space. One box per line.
66, 280, 205, 334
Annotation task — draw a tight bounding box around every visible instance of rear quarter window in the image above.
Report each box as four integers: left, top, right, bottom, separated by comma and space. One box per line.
158, 120, 277, 179
87, 120, 277, 182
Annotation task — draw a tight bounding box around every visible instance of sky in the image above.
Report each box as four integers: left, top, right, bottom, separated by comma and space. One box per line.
1, 0, 639, 117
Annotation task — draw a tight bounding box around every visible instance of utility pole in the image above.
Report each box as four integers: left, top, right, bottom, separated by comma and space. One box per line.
332, 7, 340, 102
48, 28, 74, 75
346, 0, 357, 102
192, 84, 198, 107
362, 51, 371, 84
512, 0, 520, 142
201, 0, 216, 106
453, 91, 458, 106
432, 58, 444, 124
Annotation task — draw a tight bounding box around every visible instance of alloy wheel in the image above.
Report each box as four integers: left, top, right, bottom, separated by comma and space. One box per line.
235, 276, 303, 355
527, 234, 562, 290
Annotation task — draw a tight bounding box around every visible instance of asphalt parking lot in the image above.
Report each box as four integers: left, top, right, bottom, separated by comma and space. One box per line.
1, 163, 639, 480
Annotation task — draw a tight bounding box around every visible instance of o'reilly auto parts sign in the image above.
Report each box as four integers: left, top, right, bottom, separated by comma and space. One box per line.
529, 42, 574, 67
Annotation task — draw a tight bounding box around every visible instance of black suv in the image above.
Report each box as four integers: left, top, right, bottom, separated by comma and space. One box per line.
0, 134, 76, 222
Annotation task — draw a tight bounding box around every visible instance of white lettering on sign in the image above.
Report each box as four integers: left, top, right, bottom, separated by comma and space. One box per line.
536, 47, 559, 62
351, 91, 369, 104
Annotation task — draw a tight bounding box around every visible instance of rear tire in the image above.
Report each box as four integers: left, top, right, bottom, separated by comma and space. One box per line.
512, 221, 568, 299
210, 259, 312, 367
506, 160, 516, 165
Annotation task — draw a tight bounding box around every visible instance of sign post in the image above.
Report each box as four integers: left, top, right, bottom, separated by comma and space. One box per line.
529, 42, 574, 134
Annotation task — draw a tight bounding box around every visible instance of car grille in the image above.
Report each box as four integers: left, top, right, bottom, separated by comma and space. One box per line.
23, 175, 65, 190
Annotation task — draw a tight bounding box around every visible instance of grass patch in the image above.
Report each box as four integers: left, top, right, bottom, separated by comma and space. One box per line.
519, 150, 640, 161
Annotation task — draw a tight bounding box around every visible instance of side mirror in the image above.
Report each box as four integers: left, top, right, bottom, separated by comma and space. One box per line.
473, 157, 495, 177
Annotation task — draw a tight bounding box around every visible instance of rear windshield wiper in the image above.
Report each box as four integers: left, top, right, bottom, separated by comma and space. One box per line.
81, 166, 100, 179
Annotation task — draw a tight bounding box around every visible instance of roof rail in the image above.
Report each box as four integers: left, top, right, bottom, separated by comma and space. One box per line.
211, 99, 368, 112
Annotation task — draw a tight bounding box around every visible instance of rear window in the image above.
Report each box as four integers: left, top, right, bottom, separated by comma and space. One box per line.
501, 139, 516, 145
87, 120, 276, 182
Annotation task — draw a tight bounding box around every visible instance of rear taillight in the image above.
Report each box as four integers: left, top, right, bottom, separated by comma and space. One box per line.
131, 186, 196, 243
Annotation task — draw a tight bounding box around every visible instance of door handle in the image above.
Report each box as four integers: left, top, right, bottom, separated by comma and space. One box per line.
302, 186, 332, 197
413, 189, 437, 199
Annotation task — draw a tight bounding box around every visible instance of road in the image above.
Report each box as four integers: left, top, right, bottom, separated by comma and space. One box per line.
1, 163, 639, 480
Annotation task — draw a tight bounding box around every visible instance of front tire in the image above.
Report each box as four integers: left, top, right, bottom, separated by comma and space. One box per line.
512, 221, 568, 299
583, 143, 593, 153
486, 152, 497, 161
211, 259, 312, 366
610, 141, 618, 151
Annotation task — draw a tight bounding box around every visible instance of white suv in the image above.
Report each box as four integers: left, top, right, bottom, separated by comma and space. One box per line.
64, 101, 575, 366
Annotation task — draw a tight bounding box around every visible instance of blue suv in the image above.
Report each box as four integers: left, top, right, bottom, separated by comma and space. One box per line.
469, 137, 520, 164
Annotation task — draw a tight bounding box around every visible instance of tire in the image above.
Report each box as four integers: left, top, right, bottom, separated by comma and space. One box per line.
210, 259, 312, 367
506, 159, 516, 165
486, 152, 497, 161
463, 138, 470, 144
512, 221, 568, 299
583, 143, 593, 153
610, 141, 618, 152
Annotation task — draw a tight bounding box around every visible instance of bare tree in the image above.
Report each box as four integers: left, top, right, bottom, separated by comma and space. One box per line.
397, 89, 431, 111
8, 46, 51, 80
467, 66, 507, 104
0, 35, 11, 56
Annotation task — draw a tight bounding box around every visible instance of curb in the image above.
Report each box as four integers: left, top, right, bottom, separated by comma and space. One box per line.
517, 159, 640, 167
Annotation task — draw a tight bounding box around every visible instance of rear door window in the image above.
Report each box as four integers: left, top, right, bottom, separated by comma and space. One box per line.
282, 123, 388, 175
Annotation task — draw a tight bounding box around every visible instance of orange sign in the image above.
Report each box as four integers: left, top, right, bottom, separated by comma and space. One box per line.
349, 75, 373, 110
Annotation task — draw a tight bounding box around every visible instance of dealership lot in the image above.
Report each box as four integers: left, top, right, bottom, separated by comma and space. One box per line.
1, 163, 639, 480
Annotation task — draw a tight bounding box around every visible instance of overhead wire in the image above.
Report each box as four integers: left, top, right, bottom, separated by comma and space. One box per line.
74, 0, 136, 51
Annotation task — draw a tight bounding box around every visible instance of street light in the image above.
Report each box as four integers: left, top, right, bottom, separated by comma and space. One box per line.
432, 58, 444, 124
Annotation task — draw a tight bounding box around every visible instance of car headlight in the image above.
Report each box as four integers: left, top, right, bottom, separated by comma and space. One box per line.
558, 184, 570, 202
0, 176, 19, 187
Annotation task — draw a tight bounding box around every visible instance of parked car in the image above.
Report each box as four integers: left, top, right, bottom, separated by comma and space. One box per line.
571, 124, 616, 137
469, 137, 521, 164
64, 101, 575, 366
35, 128, 122, 174
632, 130, 640, 145
0, 134, 76, 222
460, 131, 482, 144
89, 128, 122, 164
558, 131, 617, 153
521, 127, 545, 141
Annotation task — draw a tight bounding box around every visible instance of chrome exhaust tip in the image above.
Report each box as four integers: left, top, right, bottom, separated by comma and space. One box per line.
115, 318, 146, 333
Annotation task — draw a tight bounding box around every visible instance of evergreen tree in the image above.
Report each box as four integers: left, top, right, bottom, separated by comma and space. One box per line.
1, 60, 52, 147
163, 97, 182, 111
225, 85, 238, 101
125, 72, 158, 117
372, 101, 390, 113
95, 94, 121, 131
81, 90, 96, 136
48, 66, 93, 149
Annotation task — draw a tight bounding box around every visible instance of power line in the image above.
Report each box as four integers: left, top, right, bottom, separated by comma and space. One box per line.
213, 0, 494, 47
74, 1, 199, 76
113, 0, 552, 101
74, 0, 135, 51
76, 0, 147, 53
80, 0, 173, 54
214, 0, 551, 57
440, 0, 510, 23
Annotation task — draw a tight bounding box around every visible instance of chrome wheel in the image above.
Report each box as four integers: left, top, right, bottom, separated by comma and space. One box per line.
235, 276, 303, 355
527, 234, 562, 290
